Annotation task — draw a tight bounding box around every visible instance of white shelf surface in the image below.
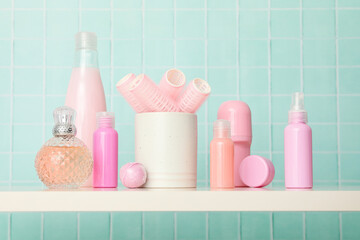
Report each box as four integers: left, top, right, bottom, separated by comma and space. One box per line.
0, 186, 360, 212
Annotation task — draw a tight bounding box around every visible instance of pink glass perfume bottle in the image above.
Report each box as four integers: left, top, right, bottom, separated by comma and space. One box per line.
35, 106, 93, 188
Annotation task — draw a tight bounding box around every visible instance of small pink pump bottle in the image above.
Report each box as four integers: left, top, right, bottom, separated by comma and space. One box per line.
284, 92, 313, 189
210, 120, 234, 189
93, 112, 118, 188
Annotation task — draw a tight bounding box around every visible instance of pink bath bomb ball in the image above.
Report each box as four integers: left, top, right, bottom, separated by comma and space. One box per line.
120, 162, 147, 188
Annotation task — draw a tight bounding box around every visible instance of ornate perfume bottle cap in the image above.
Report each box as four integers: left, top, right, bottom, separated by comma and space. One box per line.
52, 106, 77, 136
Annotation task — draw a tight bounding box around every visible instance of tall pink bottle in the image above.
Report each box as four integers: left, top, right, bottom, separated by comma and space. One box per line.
210, 120, 234, 189
65, 32, 106, 187
93, 112, 118, 188
284, 92, 313, 189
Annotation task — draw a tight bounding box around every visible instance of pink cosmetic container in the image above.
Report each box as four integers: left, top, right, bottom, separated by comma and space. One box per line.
120, 162, 147, 188
177, 78, 211, 113
239, 155, 275, 188
158, 69, 186, 100
116, 73, 149, 113
218, 101, 252, 187
284, 92, 313, 189
93, 112, 118, 188
130, 74, 179, 112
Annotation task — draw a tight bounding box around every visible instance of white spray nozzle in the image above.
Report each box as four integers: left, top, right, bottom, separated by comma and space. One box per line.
290, 92, 305, 112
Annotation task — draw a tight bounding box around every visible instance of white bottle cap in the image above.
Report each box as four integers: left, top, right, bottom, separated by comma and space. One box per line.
213, 119, 231, 138
289, 92, 308, 123
75, 32, 97, 50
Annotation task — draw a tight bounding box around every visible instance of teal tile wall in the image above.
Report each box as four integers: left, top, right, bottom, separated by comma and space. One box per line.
0, 0, 360, 239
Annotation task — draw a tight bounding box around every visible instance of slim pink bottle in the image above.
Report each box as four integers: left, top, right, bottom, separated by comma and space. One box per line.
65, 32, 106, 187
93, 112, 118, 188
284, 92, 313, 189
210, 120, 234, 189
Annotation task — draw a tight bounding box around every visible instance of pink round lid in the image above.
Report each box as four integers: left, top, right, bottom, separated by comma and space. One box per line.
239, 155, 275, 188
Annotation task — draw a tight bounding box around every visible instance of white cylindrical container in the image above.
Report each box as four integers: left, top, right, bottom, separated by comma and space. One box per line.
135, 112, 197, 188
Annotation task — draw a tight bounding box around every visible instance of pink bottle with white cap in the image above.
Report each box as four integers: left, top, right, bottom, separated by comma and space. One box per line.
93, 112, 118, 188
218, 101, 252, 187
284, 92, 313, 189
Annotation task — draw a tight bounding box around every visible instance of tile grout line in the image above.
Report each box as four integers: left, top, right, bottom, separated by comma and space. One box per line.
109, 212, 113, 240
141, 1, 145, 239
173, 1, 177, 238
9, 0, 15, 191
78, 0, 82, 30
236, 0, 240, 100
303, 212, 306, 240
77, 212, 80, 240
238, 212, 241, 240
300, 0, 304, 92
110, 0, 114, 112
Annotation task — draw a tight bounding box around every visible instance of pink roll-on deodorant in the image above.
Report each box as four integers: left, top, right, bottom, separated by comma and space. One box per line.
218, 101, 252, 187
284, 92, 313, 189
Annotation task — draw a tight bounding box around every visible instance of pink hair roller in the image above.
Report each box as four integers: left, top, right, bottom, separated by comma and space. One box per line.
116, 73, 149, 113
129, 74, 180, 112
177, 78, 211, 113
158, 69, 186, 100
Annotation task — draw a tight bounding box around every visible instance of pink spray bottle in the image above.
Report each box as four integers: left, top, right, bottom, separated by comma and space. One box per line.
284, 92, 313, 189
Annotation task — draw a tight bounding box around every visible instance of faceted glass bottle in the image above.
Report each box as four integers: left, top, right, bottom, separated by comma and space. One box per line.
35, 106, 93, 188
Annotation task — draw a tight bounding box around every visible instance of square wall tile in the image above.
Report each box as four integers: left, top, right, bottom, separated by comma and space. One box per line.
239, 10, 268, 38
0, 153, 10, 181
271, 0, 300, 8
239, 0, 268, 8
0, 0, 11, 8
44, 213, 77, 240
176, 40, 205, 66
47, 10, 78, 38
114, 0, 142, 8
113, 96, 136, 124
14, 40, 43, 66
0, 96, 11, 124
303, 40, 336, 66
342, 212, 360, 240
197, 152, 206, 181
15, 0, 43, 8
143, 212, 174, 240
114, 10, 142, 39
176, 212, 206, 240
271, 40, 300, 66
0, 40, 12, 66
271, 68, 300, 94
251, 124, 270, 151
273, 212, 303, 240
207, 68, 237, 95
208, 95, 235, 123
14, 68, 43, 95
79, 213, 110, 240
271, 10, 300, 38
241, 212, 271, 240
176, 10, 205, 38
81, 11, 111, 38
239, 40, 268, 67
14, 10, 43, 38
47, 0, 78, 8
272, 96, 291, 123
340, 124, 360, 151
0, 10, 11, 38
11, 213, 41, 240
339, 39, 360, 66
118, 124, 135, 152
208, 0, 236, 8
113, 40, 142, 67
45, 96, 64, 124
340, 153, 360, 181
306, 96, 337, 123
311, 124, 337, 151
239, 68, 268, 95
12, 153, 38, 181
112, 212, 142, 240
340, 96, 360, 122
208, 10, 236, 39
306, 212, 339, 240
13, 125, 43, 152
338, 10, 360, 37
209, 212, 238, 240
0, 125, 11, 152
303, 68, 336, 94
144, 10, 174, 39
46, 40, 73, 66
303, 10, 335, 38
177, 0, 205, 8
272, 153, 284, 181
338, 0, 360, 7
241, 96, 269, 123
0, 213, 9, 240
144, 40, 173, 66
208, 40, 237, 66
339, 68, 360, 94
313, 153, 338, 181
46, 68, 71, 95
303, 0, 335, 7
0, 68, 11, 95
272, 123, 286, 151
98, 40, 111, 67
180, 67, 205, 82
82, 0, 110, 8
145, 0, 173, 8
13, 96, 43, 124
144, 67, 169, 84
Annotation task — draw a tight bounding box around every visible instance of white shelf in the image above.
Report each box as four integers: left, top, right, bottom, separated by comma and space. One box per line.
0, 186, 359, 212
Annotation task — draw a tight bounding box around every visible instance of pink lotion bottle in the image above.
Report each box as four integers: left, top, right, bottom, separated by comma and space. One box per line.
93, 112, 118, 188
284, 92, 313, 189
65, 32, 106, 187
210, 120, 234, 189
